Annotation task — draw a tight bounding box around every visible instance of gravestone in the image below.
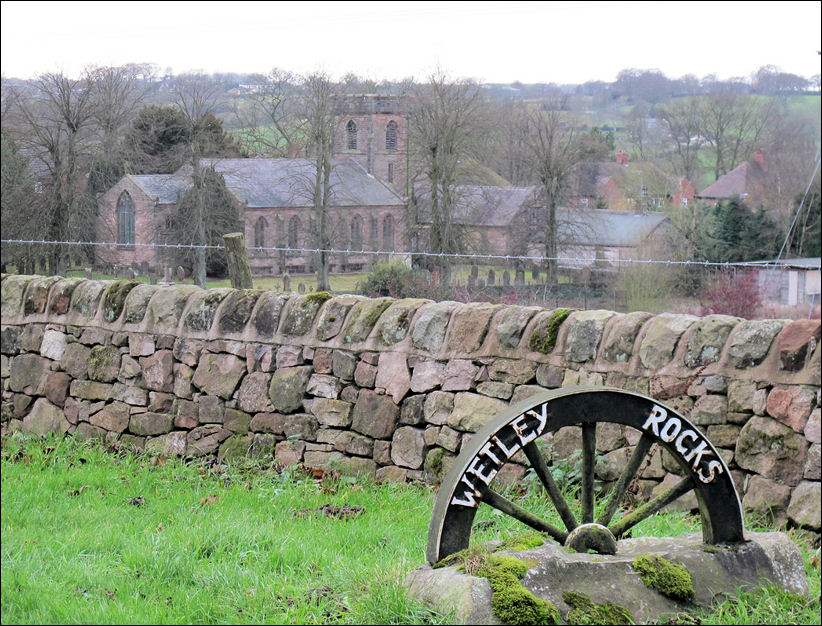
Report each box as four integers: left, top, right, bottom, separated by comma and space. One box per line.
298, 282, 305, 294
175, 266, 186, 282
487, 269, 495, 285
502, 271, 510, 286
515, 268, 525, 285
283, 273, 291, 293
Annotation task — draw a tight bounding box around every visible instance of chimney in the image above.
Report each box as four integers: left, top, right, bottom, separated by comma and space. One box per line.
753, 149, 767, 172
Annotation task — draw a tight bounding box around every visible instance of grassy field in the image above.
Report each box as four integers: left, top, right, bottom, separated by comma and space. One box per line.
1, 434, 819, 625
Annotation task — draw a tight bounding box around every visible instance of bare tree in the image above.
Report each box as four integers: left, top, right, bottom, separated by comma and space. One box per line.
657, 97, 703, 183
9, 71, 97, 275
301, 71, 339, 291
410, 70, 487, 282
522, 102, 583, 284
700, 91, 773, 181
233, 68, 302, 157
86, 64, 153, 193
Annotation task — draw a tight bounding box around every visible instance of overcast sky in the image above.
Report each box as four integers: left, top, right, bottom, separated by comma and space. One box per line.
2, 1, 820, 84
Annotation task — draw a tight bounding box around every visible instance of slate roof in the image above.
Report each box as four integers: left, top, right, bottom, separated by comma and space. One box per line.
129, 174, 190, 204
414, 182, 668, 247
201, 158, 403, 207
127, 158, 402, 208
414, 185, 537, 226
558, 209, 669, 247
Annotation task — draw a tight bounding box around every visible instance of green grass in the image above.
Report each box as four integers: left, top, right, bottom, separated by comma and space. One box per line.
1, 434, 448, 625
2, 434, 819, 625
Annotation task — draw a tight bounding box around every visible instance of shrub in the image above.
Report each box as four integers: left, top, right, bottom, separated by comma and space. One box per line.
698, 269, 762, 318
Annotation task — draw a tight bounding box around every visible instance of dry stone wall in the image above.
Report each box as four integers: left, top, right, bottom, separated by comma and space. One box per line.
1, 275, 819, 530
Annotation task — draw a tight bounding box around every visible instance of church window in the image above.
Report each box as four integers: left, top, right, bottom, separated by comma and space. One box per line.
254, 217, 267, 248
370, 217, 379, 247
385, 120, 398, 151
382, 215, 394, 250
288, 216, 300, 249
351, 215, 363, 250
347, 120, 358, 150
388, 163, 394, 184
117, 191, 135, 246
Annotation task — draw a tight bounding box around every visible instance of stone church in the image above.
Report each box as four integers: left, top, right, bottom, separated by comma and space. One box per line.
97, 95, 411, 276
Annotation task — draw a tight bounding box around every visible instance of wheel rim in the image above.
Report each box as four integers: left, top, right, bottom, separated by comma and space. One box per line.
426, 386, 744, 565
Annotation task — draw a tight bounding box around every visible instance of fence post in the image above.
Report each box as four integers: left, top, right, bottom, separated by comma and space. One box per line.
222, 232, 254, 289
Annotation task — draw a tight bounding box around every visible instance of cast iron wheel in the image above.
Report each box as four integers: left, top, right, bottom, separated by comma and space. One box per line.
426, 387, 744, 565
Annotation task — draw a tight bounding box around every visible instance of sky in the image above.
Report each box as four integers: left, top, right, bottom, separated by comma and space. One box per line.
1, 1, 820, 84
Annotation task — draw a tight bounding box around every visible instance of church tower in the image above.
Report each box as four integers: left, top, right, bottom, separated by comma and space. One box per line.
334, 95, 410, 199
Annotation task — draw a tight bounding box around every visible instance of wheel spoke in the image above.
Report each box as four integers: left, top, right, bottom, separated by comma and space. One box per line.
477, 483, 568, 543
523, 441, 578, 532
597, 434, 654, 527
607, 477, 694, 538
580, 422, 596, 524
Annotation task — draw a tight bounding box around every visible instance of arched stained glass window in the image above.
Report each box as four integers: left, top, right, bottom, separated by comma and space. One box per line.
347, 120, 358, 150
117, 192, 135, 245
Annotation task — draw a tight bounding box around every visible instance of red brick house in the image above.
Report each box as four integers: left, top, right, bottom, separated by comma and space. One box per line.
566, 155, 695, 211
696, 150, 771, 207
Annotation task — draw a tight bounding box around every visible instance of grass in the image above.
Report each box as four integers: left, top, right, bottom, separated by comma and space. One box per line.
2, 434, 819, 625
1, 434, 448, 625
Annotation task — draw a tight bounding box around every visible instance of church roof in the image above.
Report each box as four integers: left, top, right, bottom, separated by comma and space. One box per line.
128, 173, 190, 204
201, 158, 402, 208
414, 185, 538, 227
126, 158, 403, 208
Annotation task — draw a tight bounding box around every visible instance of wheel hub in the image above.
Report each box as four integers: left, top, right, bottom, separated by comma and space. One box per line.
564, 523, 618, 555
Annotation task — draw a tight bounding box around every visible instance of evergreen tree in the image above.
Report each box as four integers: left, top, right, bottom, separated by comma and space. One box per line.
166, 166, 241, 278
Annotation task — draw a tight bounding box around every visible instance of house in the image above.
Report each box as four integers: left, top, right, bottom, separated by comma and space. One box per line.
412, 183, 671, 269
696, 150, 771, 206
411, 184, 539, 257
96, 158, 406, 276
566, 153, 695, 211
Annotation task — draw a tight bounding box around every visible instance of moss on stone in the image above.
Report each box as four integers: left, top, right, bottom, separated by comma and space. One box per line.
562, 591, 633, 625
218, 289, 263, 333
631, 555, 694, 601
304, 291, 332, 306
432, 545, 491, 570
496, 531, 547, 552
184, 289, 229, 331
474, 554, 560, 625
343, 298, 392, 343
281, 293, 332, 336
529, 308, 573, 354
103, 280, 140, 322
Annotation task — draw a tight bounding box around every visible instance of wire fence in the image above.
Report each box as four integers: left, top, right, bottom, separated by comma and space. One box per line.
2, 238, 818, 271
2, 237, 819, 318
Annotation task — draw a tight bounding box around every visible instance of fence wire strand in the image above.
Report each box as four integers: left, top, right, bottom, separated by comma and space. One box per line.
2, 238, 817, 271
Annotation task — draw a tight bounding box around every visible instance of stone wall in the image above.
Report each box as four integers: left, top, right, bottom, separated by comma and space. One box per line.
1, 275, 819, 531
